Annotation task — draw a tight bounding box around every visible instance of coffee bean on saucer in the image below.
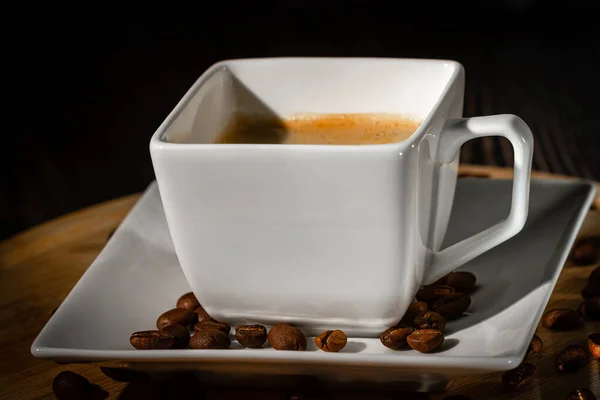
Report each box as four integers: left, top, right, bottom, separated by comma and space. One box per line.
542, 309, 583, 331
555, 345, 589, 373
588, 333, 600, 359
414, 311, 446, 332
570, 237, 599, 265
400, 302, 429, 324
161, 323, 190, 349
268, 324, 307, 351
235, 324, 267, 348
430, 293, 471, 320
526, 334, 543, 355
501, 363, 536, 390
52, 371, 90, 400
589, 266, 600, 285
380, 326, 414, 350
190, 329, 230, 349
581, 281, 600, 300
157, 308, 197, 330
315, 330, 347, 352
194, 320, 231, 335
416, 286, 455, 303
194, 305, 215, 323
407, 329, 444, 353
130, 330, 175, 350
567, 388, 597, 400
577, 298, 600, 320
176, 292, 200, 311
445, 271, 477, 293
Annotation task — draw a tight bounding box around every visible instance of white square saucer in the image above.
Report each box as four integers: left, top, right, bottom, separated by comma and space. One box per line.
31, 179, 596, 392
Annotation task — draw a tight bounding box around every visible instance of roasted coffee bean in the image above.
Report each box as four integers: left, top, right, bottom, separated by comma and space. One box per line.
589, 333, 600, 359
567, 388, 597, 400
577, 298, 600, 320
315, 330, 347, 352
589, 266, 600, 285
52, 371, 90, 400
235, 324, 268, 348
190, 329, 230, 349
526, 334, 543, 355
161, 323, 190, 349
194, 320, 231, 334
442, 396, 473, 400
156, 308, 197, 330
400, 302, 429, 324
430, 293, 471, 320
414, 311, 446, 332
445, 271, 477, 293
194, 305, 214, 323
176, 292, 200, 311
99, 367, 146, 382
416, 286, 455, 303
542, 309, 583, 330
130, 330, 175, 350
406, 329, 444, 353
570, 237, 599, 265
556, 345, 589, 373
379, 326, 414, 350
581, 281, 600, 300
501, 363, 536, 390
268, 324, 307, 351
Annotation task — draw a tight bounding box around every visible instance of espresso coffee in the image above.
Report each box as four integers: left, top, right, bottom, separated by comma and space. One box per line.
213, 113, 421, 145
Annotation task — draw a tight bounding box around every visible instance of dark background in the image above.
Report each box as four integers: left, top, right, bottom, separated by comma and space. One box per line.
4, 1, 599, 240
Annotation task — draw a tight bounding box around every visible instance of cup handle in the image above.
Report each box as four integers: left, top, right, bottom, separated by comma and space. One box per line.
423, 114, 534, 285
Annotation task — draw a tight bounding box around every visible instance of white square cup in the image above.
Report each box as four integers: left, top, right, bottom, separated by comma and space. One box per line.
150, 58, 534, 336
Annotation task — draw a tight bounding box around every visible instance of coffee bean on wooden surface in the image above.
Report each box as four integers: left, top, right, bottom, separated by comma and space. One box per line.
430, 293, 471, 320
589, 266, 600, 285
406, 329, 444, 353
315, 330, 347, 352
190, 329, 230, 349
542, 309, 584, 330
380, 326, 414, 350
401, 302, 429, 324
176, 292, 200, 311
99, 366, 147, 382
194, 320, 231, 334
445, 271, 477, 293
194, 305, 215, 323
555, 345, 589, 373
570, 237, 599, 265
416, 286, 455, 303
501, 363, 536, 390
161, 323, 190, 349
414, 311, 446, 332
581, 281, 600, 300
268, 324, 307, 351
52, 371, 90, 400
156, 308, 197, 330
577, 298, 600, 320
567, 388, 597, 400
588, 333, 600, 359
130, 330, 175, 350
526, 334, 543, 355
235, 324, 268, 348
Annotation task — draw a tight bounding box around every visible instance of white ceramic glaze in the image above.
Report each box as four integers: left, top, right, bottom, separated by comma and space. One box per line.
149, 58, 535, 335
31, 179, 596, 391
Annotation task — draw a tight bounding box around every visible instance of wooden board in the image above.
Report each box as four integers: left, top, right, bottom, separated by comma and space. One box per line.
0, 165, 598, 400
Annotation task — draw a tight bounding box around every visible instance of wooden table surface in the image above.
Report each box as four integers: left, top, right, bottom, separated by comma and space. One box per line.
0, 165, 598, 400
